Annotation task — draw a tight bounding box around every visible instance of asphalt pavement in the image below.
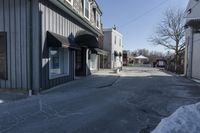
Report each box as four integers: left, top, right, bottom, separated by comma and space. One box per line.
0, 67, 200, 133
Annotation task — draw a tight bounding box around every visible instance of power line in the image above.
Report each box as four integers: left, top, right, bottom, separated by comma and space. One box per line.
119, 0, 170, 28
185, 1, 200, 18
190, 0, 200, 10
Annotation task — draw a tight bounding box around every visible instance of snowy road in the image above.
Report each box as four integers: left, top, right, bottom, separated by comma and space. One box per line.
0, 67, 200, 133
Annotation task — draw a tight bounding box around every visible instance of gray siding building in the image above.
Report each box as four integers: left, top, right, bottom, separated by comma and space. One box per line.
0, 0, 104, 94
185, 0, 200, 80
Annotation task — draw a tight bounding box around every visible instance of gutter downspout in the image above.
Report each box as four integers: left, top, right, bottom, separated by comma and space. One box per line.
28, 0, 33, 96
185, 38, 188, 77
190, 28, 194, 79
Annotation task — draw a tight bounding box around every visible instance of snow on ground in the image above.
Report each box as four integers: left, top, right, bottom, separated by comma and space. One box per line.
0, 99, 4, 104
152, 102, 200, 133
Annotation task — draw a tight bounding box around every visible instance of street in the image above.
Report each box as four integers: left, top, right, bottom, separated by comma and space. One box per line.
0, 67, 200, 133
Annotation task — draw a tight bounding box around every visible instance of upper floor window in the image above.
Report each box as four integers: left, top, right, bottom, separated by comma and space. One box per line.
84, 0, 90, 20
65, 0, 73, 6
114, 36, 117, 44
96, 12, 101, 29
119, 38, 122, 47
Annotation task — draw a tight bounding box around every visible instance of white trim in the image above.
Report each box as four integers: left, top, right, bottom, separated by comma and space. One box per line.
83, 0, 90, 21
65, 0, 73, 6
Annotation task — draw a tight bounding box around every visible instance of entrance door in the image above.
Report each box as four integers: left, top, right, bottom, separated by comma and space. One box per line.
75, 48, 86, 76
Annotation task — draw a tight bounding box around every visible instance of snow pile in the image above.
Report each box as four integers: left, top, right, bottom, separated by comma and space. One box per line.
0, 99, 4, 104
152, 102, 200, 133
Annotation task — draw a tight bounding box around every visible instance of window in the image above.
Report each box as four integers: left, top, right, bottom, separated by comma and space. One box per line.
119, 39, 122, 47
114, 36, 117, 44
65, 0, 73, 6
93, 9, 97, 24
84, 0, 90, 20
89, 54, 98, 70
0, 32, 7, 80
49, 48, 69, 79
96, 12, 101, 28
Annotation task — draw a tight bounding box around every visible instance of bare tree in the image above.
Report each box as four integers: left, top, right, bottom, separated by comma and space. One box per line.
150, 9, 185, 72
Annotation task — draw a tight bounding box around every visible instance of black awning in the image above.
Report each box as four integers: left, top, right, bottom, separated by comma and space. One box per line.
47, 31, 80, 50
91, 48, 108, 55
75, 30, 99, 48
186, 19, 200, 28
119, 52, 122, 57
114, 51, 119, 56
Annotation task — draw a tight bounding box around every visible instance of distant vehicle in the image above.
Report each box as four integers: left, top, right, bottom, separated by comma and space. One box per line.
156, 59, 166, 68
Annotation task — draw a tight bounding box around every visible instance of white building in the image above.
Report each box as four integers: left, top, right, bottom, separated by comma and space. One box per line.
185, 0, 200, 80
103, 28, 123, 69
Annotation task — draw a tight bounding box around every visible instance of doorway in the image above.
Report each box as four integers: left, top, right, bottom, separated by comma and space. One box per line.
75, 48, 86, 76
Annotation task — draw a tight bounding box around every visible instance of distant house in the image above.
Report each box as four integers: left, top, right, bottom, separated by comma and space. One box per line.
102, 27, 123, 69
0, 0, 104, 94
134, 55, 149, 64
185, 0, 200, 80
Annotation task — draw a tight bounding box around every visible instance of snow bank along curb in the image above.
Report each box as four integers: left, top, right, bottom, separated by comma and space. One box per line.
152, 102, 200, 133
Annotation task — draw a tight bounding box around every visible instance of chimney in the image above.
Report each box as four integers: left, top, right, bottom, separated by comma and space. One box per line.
113, 25, 117, 30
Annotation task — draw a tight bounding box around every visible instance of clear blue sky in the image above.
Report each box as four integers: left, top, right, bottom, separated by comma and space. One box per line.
96, 0, 189, 53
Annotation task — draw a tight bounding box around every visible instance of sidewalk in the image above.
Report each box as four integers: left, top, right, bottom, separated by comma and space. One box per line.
0, 89, 28, 104
0, 70, 119, 104
43, 71, 120, 94
94, 69, 121, 76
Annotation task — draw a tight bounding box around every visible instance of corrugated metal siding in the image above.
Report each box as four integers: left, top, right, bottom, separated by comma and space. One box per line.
39, 1, 92, 89
0, 0, 101, 91
0, 0, 30, 90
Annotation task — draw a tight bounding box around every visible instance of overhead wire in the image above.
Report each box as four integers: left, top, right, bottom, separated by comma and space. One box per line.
118, 0, 171, 29
189, 0, 200, 10
185, 0, 200, 18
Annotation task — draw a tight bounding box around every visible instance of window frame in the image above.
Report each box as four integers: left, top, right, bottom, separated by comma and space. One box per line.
65, 0, 73, 6
83, 0, 90, 20
96, 12, 101, 29
49, 47, 70, 79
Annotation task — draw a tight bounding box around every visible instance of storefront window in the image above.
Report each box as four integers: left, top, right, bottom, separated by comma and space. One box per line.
89, 54, 98, 70
49, 48, 69, 79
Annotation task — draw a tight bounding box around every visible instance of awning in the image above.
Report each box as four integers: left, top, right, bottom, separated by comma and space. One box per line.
119, 52, 122, 57
91, 48, 108, 55
114, 51, 119, 56
75, 30, 99, 48
47, 31, 80, 50
186, 19, 200, 28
